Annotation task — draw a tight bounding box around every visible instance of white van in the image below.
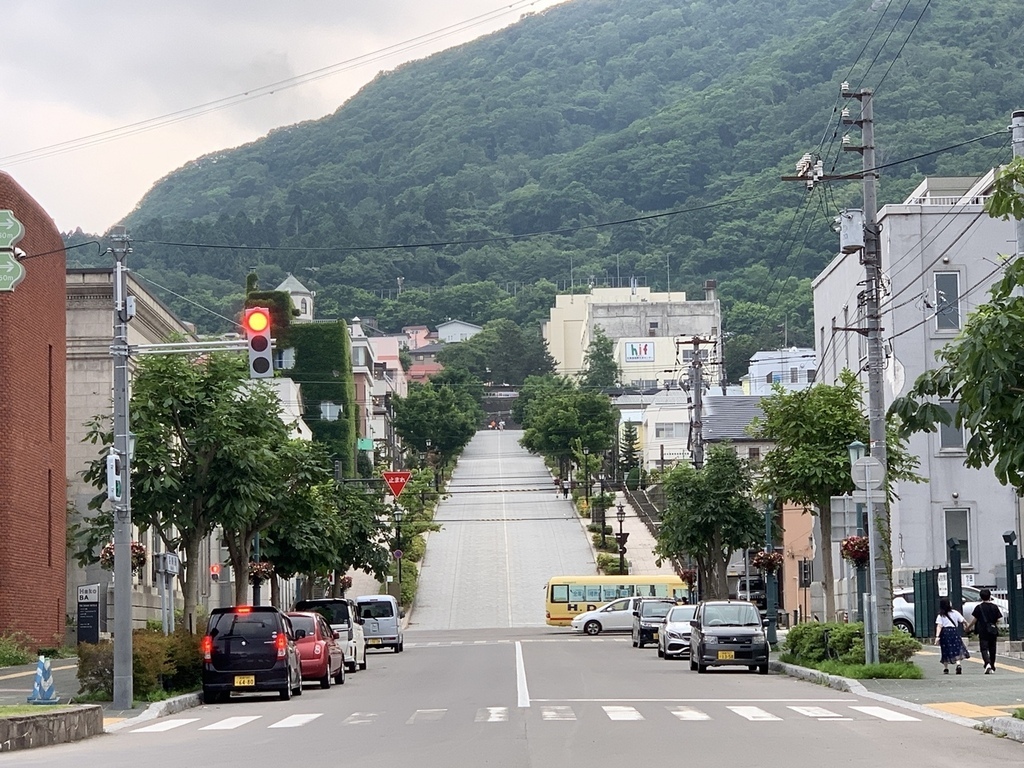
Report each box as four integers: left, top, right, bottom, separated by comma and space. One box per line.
294, 598, 367, 672
356, 595, 404, 653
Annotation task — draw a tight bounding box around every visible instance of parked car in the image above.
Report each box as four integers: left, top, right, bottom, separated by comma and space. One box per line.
201, 605, 303, 703
892, 586, 1009, 636
356, 594, 404, 653
570, 596, 644, 635
688, 600, 769, 675
658, 604, 698, 659
631, 598, 678, 648
286, 611, 346, 688
294, 598, 367, 673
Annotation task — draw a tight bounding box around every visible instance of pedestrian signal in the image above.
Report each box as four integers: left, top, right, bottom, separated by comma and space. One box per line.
243, 307, 273, 379
210, 563, 222, 583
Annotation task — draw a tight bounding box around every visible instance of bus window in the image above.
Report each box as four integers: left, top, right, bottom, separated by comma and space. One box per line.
551, 585, 569, 603
569, 585, 585, 602
585, 585, 602, 602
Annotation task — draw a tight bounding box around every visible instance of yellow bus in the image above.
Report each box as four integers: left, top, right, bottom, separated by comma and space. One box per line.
545, 574, 689, 626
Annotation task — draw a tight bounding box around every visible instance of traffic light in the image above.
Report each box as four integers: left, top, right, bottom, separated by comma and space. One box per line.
106, 450, 122, 502
210, 563, 222, 583
243, 307, 273, 379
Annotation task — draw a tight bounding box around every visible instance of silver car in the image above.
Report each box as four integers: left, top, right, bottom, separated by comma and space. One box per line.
658, 604, 697, 659
892, 586, 1009, 636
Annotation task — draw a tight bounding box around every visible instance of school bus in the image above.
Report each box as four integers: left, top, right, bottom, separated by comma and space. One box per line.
545, 574, 689, 626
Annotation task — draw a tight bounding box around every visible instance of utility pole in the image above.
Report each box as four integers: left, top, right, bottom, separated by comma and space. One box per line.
110, 226, 134, 710
1013, 110, 1024, 261
679, 336, 712, 470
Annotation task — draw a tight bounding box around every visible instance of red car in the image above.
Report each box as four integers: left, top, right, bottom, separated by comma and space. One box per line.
286, 611, 346, 688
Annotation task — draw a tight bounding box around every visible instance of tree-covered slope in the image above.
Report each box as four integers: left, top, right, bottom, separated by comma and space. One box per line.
87, 0, 1023, 368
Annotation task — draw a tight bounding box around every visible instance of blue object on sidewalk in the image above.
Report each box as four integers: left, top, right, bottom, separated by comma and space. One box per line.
27, 655, 61, 705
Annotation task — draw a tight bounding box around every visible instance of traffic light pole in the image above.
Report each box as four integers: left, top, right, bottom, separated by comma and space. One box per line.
110, 227, 134, 710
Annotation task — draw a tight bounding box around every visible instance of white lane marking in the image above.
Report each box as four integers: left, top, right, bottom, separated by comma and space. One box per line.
475, 707, 508, 722
603, 705, 644, 721
667, 706, 711, 721
532, 698, 857, 703
450, 641, 463, 645
199, 715, 262, 730
474, 640, 488, 644
541, 706, 576, 721
407, 709, 446, 724
269, 714, 323, 729
850, 706, 920, 722
343, 712, 379, 725
728, 706, 781, 721
516, 641, 531, 707
788, 706, 844, 719
500, 454, 513, 627
131, 718, 199, 733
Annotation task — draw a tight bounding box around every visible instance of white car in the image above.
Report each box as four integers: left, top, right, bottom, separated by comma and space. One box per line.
658, 604, 698, 659
892, 586, 1008, 636
570, 597, 643, 635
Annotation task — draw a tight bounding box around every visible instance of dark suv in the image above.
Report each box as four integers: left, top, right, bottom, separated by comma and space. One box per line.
689, 600, 769, 675
201, 605, 303, 703
631, 598, 678, 649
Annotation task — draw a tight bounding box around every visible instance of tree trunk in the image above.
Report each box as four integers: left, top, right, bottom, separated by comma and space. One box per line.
270, 576, 282, 609
818, 501, 836, 620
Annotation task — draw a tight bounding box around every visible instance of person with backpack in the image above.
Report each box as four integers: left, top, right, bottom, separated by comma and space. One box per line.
965, 588, 1003, 674
934, 598, 969, 675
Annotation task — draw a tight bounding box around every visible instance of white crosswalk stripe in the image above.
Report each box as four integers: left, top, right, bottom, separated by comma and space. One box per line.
407, 709, 446, 724
728, 706, 781, 721
788, 706, 847, 720
269, 714, 323, 729
667, 706, 711, 721
343, 712, 379, 725
850, 706, 919, 721
541, 706, 576, 721
131, 718, 199, 733
199, 715, 261, 730
603, 705, 643, 721
476, 707, 509, 722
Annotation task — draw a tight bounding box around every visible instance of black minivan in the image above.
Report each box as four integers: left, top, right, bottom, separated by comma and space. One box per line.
201, 605, 303, 703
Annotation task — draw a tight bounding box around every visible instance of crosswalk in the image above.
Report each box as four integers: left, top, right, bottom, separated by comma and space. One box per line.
129, 702, 918, 734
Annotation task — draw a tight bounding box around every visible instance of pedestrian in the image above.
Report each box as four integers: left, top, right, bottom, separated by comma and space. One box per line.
965, 588, 1003, 674
562, 483, 569, 499
554, 478, 562, 497
934, 597, 969, 675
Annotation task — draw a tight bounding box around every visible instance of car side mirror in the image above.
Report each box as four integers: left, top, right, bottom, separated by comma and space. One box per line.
762, 618, 770, 627
295, 629, 306, 639
400, 609, 406, 619
690, 620, 700, 628
333, 631, 341, 640
632, 611, 640, 617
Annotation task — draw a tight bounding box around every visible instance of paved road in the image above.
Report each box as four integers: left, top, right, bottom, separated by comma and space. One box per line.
412, 430, 593, 630
6, 628, 1019, 767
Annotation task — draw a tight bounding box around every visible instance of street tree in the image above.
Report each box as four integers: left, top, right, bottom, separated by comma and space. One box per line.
655, 445, 762, 598
520, 389, 617, 477
580, 326, 620, 390
511, 373, 575, 427
393, 381, 480, 466
619, 421, 640, 477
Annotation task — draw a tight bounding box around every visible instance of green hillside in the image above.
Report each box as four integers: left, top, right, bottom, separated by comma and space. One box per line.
68, 0, 1024, 376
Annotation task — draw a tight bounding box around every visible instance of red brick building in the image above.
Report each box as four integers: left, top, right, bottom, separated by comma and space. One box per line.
0, 173, 67, 646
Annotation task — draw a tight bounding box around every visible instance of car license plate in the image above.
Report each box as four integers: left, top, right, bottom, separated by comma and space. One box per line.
717, 651, 735, 660
367, 638, 382, 645
234, 675, 255, 686
652, 632, 659, 640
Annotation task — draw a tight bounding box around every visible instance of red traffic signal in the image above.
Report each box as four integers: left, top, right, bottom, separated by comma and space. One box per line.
242, 307, 273, 379
210, 563, 222, 582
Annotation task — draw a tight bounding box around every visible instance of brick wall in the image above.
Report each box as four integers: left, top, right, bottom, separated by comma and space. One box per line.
0, 172, 67, 646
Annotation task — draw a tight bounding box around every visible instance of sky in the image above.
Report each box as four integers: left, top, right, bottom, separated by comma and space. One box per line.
0, 0, 569, 234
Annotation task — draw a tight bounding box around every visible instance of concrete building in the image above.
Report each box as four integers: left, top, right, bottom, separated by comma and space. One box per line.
813, 171, 1018, 591
741, 348, 817, 395
543, 283, 722, 388
276, 274, 314, 322
0, 174, 67, 646
437, 319, 482, 343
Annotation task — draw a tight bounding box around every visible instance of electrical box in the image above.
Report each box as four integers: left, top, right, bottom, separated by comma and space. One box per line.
839, 209, 865, 254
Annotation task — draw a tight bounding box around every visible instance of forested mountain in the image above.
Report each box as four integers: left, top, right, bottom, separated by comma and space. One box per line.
64, 0, 1024, 378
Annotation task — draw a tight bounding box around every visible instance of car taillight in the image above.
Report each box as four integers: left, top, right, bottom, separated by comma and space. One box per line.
276, 632, 287, 659
235, 606, 252, 614
201, 636, 213, 661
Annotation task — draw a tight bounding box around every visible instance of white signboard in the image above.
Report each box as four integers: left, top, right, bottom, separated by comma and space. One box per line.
624, 341, 655, 363
77, 583, 100, 603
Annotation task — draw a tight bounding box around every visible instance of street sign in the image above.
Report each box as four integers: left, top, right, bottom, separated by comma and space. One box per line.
0, 250, 25, 292
0, 210, 24, 250
77, 583, 101, 645
382, 470, 412, 497
852, 456, 884, 490
393, 549, 404, 560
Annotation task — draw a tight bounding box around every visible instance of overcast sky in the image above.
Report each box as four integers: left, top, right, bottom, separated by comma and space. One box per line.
0, 0, 569, 234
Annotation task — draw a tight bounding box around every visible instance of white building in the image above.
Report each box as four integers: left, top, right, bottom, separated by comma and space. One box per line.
742, 348, 817, 395
437, 319, 482, 343
813, 171, 1019, 589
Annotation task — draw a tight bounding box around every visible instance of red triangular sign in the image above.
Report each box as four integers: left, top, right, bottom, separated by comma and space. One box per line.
382, 470, 412, 498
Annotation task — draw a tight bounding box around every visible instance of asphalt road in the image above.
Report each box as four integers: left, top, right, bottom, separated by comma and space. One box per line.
5, 627, 1021, 767
412, 429, 594, 630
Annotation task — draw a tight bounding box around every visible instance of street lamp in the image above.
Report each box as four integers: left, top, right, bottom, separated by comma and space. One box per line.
584, 447, 599, 546
616, 504, 628, 575
393, 509, 404, 599
848, 439, 880, 665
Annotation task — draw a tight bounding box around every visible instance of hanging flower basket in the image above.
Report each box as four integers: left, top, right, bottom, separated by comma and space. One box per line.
679, 569, 698, 587
751, 550, 784, 574
249, 560, 276, 585
99, 541, 147, 573
337, 574, 353, 593
841, 535, 870, 566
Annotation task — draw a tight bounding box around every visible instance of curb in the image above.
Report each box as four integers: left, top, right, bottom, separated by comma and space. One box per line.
772, 660, 982, 730
982, 716, 1024, 742
104, 692, 202, 732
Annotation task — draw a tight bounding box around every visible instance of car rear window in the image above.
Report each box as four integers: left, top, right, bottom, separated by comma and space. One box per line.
668, 605, 696, 622
358, 601, 395, 619
641, 602, 673, 618
208, 612, 280, 640
289, 615, 316, 636
295, 601, 350, 626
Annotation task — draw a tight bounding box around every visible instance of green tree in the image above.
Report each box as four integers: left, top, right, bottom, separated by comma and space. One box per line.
655, 445, 762, 598
580, 326, 620, 390
512, 373, 575, 427
619, 421, 640, 477
393, 382, 480, 466
520, 390, 617, 477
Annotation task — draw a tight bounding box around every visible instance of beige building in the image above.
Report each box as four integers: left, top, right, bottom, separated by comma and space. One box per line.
543, 284, 723, 387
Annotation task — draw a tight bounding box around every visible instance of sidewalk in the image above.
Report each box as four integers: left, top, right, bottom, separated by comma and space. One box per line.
567, 490, 675, 576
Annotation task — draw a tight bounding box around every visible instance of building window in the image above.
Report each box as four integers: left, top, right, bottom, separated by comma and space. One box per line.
807, 369, 816, 384
935, 272, 961, 330
648, 321, 659, 337
300, 298, 308, 314
938, 402, 964, 450
655, 423, 685, 439
748, 447, 761, 463
944, 508, 971, 565
320, 402, 341, 422
790, 368, 799, 383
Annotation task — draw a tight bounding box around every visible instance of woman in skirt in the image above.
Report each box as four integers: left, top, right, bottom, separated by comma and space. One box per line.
934, 598, 968, 674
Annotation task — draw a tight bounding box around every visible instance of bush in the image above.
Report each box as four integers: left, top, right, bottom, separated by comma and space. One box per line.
0, 634, 34, 667
597, 553, 629, 575
879, 632, 922, 663
77, 627, 205, 702
402, 534, 426, 563
591, 532, 618, 553
782, 621, 923, 676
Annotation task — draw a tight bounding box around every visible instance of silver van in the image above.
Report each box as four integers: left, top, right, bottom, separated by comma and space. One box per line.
356, 595, 404, 653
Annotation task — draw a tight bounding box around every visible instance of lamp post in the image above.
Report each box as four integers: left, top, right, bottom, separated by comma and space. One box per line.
393, 508, 404, 598
848, 439, 880, 665
616, 504, 628, 575
764, 497, 778, 646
